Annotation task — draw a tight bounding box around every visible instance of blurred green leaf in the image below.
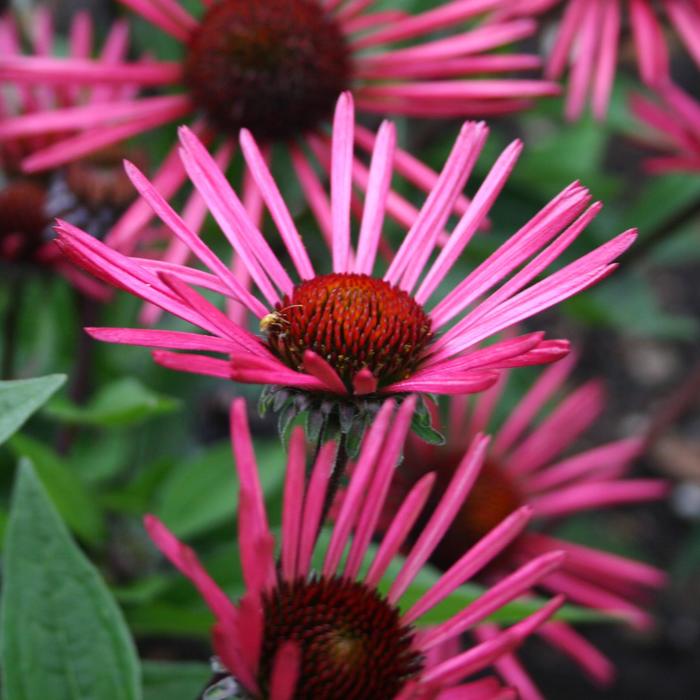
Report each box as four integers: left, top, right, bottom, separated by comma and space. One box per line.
154, 439, 285, 539
1, 460, 140, 700
45, 377, 180, 427
7, 434, 105, 546
0, 374, 65, 445
142, 661, 210, 700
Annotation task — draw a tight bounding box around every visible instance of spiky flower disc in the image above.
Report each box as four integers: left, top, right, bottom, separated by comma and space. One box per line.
260, 576, 422, 698
265, 273, 433, 391
184, 0, 351, 141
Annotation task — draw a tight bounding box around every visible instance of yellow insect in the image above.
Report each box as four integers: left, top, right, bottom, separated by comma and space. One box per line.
259, 305, 303, 333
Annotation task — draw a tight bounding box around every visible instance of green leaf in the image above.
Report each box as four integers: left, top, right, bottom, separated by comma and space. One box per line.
1, 460, 141, 700
44, 377, 180, 427
0, 374, 66, 445
7, 434, 105, 546
142, 661, 210, 700
154, 439, 285, 539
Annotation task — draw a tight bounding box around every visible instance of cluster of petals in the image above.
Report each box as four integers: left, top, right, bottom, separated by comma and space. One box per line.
495, 0, 700, 120
397, 353, 668, 698
630, 81, 700, 173
0, 9, 139, 298
145, 397, 570, 699
0, 0, 561, 280
55, 93, 636, 398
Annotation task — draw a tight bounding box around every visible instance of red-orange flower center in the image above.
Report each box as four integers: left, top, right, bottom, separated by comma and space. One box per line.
183, 0, 352, 141
263, 273, 434, 391
260, 576, 423, 699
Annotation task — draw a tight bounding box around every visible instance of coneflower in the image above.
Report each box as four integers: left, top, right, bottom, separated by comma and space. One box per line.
145, 397, 567, 699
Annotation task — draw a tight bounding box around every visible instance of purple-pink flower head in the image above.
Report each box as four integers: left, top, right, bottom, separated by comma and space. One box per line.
145, 397, 567, 699
0, 0, 559, 175
496, 0, 700, 120
387, 354, 668, 697
55, 94, 636, 410
0, 9, 145, 298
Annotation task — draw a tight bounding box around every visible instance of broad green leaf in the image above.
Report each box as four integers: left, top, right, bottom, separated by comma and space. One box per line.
0, 374, 65, 445
7, 434, 105, 546
1, 461, 141, 700
142, 661, 210, 700
154, 439, 285, 539
44, 377, 180, 427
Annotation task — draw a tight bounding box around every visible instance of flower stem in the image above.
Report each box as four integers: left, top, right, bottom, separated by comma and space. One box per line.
2, 272, 24, 379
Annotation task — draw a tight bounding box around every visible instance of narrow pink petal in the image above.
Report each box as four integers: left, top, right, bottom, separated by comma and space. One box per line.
506, 380, 605, 476
177, 126, 291, 303
231, 399, 275, 592
303, 350, 348, 395
591, 0, 621, 119
493, 352, 576, 457
230, 366, 328, 392
408, 506, 536, 634
383, 371, 499, 396
239, 129, 314, 280
537, 623, 615, 685
423, 596, 565, 685
212, 620, 259, 696
416, 139, 523, 303
351, 0, 509, 50
563, 1, 601, 120
237, 593, 264, 680
144, 515, 237, 622
153, 351, 232, 379
85, 327, 235, 353
352, 368, 378, 395
530, 480, 669, 518
345, 396, 418, 580
123, 159, 269, 318
526, 438, 643, 493
520, 532, 666, 590
70, 12, 92, 59
473, 626, 544, 700
22, 96, 191, 172
630, 0, 669, 84
152, 0, 198, 32
281, 428, 306, 582
389, 434, 490, 603
324, 400, 397, 576
541, 571, 651, 629
421, 550, 565, 651
354, 120, 396, 274
269, 641, 301, 700
0, 55, 182, 85
119, 0, 190, 41
666, 0, 700, 70
385, 122, 486, 288
331, 92, 355, 273
364, 473, 436, 588
546, 0, 587, 79
296, 441, 337, 577
290, 143, 334, 249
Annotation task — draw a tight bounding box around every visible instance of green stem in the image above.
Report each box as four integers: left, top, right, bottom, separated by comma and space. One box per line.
2, 272, 24, 379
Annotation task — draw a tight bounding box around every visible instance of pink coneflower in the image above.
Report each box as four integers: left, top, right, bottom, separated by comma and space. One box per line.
0, 0, 558, 173
55, 93, 636, 419
0, 9, 147, 298
630, 81, 700, 173
145, 396, 568, 699
389, 353, 668, 698
0, 0, 560, 271
496, 0, 700, 120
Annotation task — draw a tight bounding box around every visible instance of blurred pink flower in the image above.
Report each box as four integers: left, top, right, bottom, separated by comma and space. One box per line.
55, 93, 635, 400
145, 396, 567, 699
0, 9, 148, 299
389, 353, 668, 698
496, 0, 700, 120
0, 0, 559, 276
630, 81, 700, 173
